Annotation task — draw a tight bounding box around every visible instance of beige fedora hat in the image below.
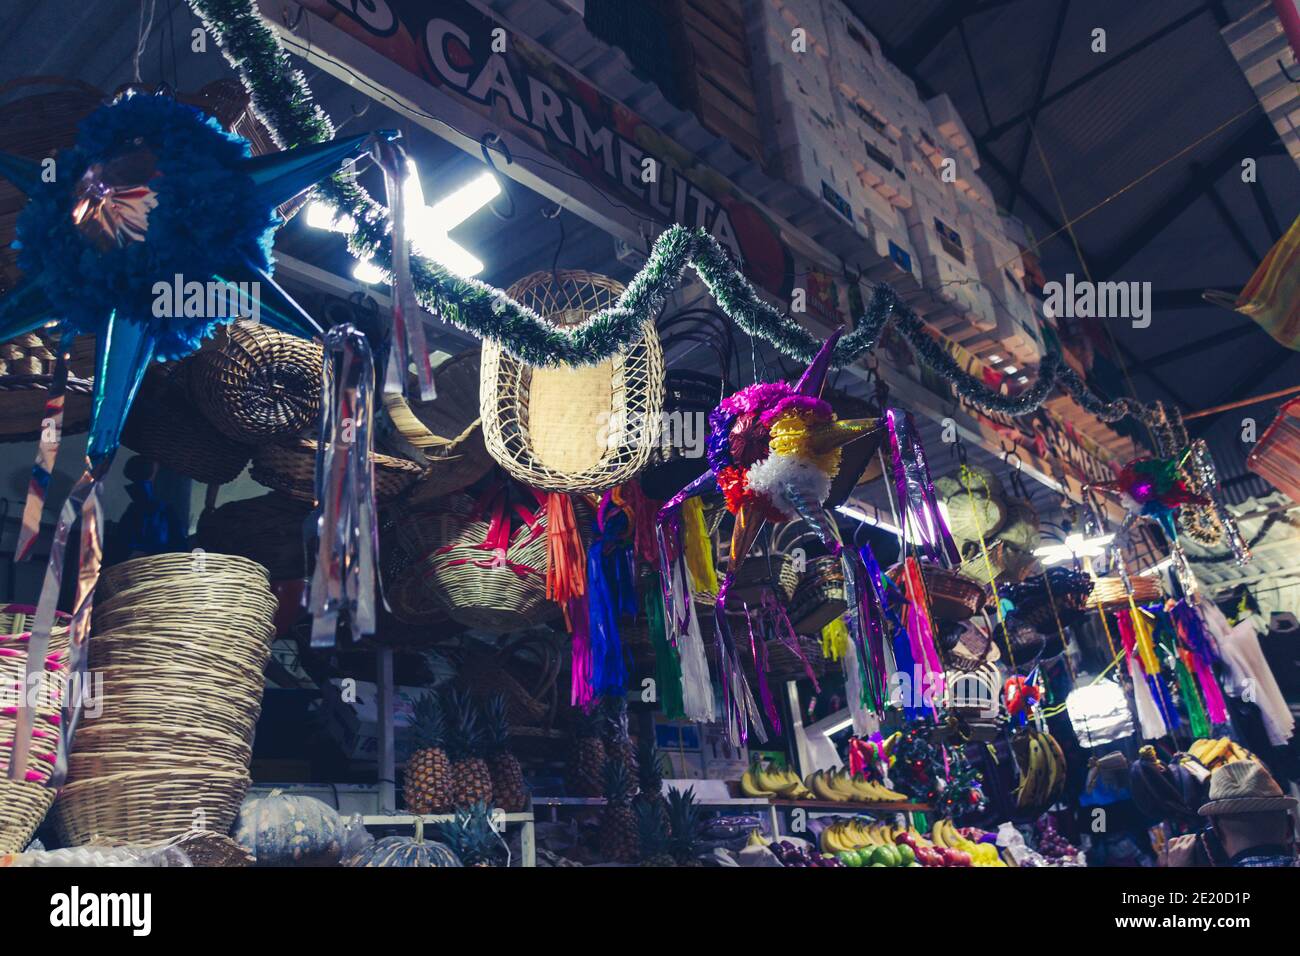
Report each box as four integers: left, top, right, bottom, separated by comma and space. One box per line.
1199, 759, 1298, 816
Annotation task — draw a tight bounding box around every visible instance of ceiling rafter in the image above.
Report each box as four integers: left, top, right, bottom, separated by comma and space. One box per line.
1005, 0, 1070, 216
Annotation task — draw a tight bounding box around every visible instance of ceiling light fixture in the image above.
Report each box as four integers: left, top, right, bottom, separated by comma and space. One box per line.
1032, 532, 1115, 565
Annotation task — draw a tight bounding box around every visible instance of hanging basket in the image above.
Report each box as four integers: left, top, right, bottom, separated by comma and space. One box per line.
195, 492, 313, 581
480, 270, 664, 493
250, 437, 424, 504
380, 351, 495, 504
787, 555, 847, 635
387, 488, 581, 633
456, 634, 564, 730
1087, 574, 1162, 609
0, 332, 96, 443
189, 322, 323, 443
892, 562, 986, 623
1004, 567, 1094, 631
121, 359, 253, 484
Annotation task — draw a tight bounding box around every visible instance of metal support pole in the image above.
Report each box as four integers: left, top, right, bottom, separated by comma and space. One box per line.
376, 647, 395, 813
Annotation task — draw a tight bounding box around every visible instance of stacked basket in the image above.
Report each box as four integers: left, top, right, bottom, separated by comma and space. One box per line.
0, 605, 70, 852
52, 554, 276, 847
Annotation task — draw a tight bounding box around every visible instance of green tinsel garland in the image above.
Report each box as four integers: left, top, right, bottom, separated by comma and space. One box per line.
186, 0, 1166, 430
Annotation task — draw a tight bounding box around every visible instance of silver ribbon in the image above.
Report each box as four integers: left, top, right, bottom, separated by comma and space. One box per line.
308, 324, 380, 646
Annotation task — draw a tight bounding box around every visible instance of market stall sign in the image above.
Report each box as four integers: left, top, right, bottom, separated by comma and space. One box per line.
289, 0, 836, 316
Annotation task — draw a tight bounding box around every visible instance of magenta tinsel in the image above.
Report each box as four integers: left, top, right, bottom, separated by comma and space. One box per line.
759, 394, 832, 428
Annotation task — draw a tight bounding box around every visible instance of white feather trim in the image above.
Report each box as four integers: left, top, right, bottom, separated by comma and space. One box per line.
746, 452, 831, 519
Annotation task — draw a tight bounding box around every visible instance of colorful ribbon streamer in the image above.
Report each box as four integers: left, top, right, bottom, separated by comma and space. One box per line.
14, 331, 73, 562
885, 409, 960, 567
307, 324, 380, 646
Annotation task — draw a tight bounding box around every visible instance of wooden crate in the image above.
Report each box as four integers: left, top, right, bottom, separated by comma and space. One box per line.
665, 0, 766, 162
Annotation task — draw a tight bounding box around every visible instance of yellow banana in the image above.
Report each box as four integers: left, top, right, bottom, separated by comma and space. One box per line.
740, 770, 776, 798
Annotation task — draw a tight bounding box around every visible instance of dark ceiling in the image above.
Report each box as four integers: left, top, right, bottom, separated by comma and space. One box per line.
847, 0, 1300, 497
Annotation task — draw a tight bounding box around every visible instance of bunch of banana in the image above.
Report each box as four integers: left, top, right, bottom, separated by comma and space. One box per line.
804, 768, 909, 803
740, 762, 814, 799
1013, 729, 1067, 810
745, 829, 771, 848
1188, 737, 1254, 770
931, 819, 1006, 867
819, 818, 885, 853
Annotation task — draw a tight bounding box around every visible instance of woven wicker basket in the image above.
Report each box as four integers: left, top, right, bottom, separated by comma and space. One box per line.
195, 492, 313, 581
251, 437, 424, 504
1087, 574, 1163, 609
380, 350, 495, 504
787, 555, 847, 635
0, 332, 96, 442
387, 491, 580, 633
54, 769, 251, 848
121, 359, 253, 484
0, 778, 55, 853
1, 605, 71, 788
891, 562, 986, 623
190, 322, 323, 442
456, 633, 563, 730
480, 270, 664, 493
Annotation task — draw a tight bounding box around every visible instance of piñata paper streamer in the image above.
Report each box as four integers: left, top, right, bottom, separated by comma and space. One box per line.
885, 409, 960, 567
308, 324, 379, 647
14, 332, 72, 562
644, 577, 684, 719
657, 515, 715, 721
681, 497, 718, 596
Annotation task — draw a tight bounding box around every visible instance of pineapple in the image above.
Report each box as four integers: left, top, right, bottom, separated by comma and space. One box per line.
565, 707, 606, 797
483, 694, 528, 812
598, 758, 640, 863
666, 786, 703, 866
438, 801, 508, 867
446, 688, 493, 808
403, 692, 451, 814
632, 736, 669, 828
600, 695, 638, 780
636, 799, 675, 867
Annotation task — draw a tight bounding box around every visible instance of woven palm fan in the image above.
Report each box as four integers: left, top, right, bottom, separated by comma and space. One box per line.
480, 270, 664, 493
380, 350, 494, 504
937, 465, 1006, 544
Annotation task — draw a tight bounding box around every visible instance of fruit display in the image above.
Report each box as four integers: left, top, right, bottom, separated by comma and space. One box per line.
1012, 728, 1067, 810
403, 693, 452, 815
1025, 815, 1084, 866
565, 707, 607, 798
1187, 736, 1255, 769
807, 816, 1007, 867
739, 761, 908, 804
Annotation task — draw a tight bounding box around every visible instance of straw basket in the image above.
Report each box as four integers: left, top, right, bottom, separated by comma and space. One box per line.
456, 634, 564, 731
787, 556, 847, 635
480, 270, 664, 493
0, 332, 96, 442
895, 563, 986, 623
387, 490, 584, 633
250, 437, 423, 504
196, 492, 313, 581
121, 359, 252, 484
380, 350, 495, 504
1087, 574, 1162, 609
189, 322, 323, 442
53, 553, 274, 847
0, 604, 71, 850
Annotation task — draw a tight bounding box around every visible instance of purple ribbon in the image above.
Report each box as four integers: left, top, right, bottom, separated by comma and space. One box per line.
885, 408, 960, 566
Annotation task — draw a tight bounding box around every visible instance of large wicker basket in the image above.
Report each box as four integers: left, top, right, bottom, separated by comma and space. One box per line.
53, 553, 274, 847
189, 322, 323, 442
480, 271, 664, 493
251, 437, 424, 504
787, 555, 847, 635
0, 779, 55, 853
195, 492, 313, 581
1087, 574, 1162, 609
121, 359, 253, 484
387, 490, 578, 633
381, 351, 495, 504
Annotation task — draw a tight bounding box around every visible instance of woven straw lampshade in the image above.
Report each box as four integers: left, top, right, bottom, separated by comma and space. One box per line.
480, 271, 664, 493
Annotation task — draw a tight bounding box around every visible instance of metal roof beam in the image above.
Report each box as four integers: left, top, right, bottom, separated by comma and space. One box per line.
1093, 115, 1279, 280
977, 3, 1217, 144
1191, 348, 1297, 437
1139, 321, 1254, 368
1006, 0, 1070, 216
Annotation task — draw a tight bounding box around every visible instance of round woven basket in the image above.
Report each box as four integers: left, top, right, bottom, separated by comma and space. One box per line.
1, 605, 71, 789
380, 350, 495, 504
388, 491, 573, 632
0, 778, 55, 853
1087, 574, 1162, 609
97, 550, 271, 599
189, 322, 323, 442
891, 563, 986, 623
480, 270, 664, 493
0, 332, 96, 442
787, 555, 847, 635
195, 492, 313, 580
121, 359, 253, 484
251, 437, 424, 504
54, 769, 251, 848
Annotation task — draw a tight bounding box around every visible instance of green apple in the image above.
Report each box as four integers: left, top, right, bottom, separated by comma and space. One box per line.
895, 843, 915, 866
838, 849, 863, 868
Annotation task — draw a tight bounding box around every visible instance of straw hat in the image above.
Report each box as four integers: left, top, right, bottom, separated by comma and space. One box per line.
480, 270, 664, 493
1199, 760, 1298, 816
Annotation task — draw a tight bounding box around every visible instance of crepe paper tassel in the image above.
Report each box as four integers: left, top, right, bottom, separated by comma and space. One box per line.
307, 324, 379, 647
587, 530, 632, 697
655, 514, 716, 722
545, 492, 587, 608
613, 481, 660, 567
372, 137, 435, 402
568, 593, 595, 708
714, 576, 767, 745
1116, 608, 1176, 738
744, 604, 781, 734
14, 332, 73, 562
885, 409, 961, 567
644, 577, 684, 719
901, 558, 945, 706
681, 497, 718, 596
1174, 650, 1211, 739
1125, 597, 1162, 676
